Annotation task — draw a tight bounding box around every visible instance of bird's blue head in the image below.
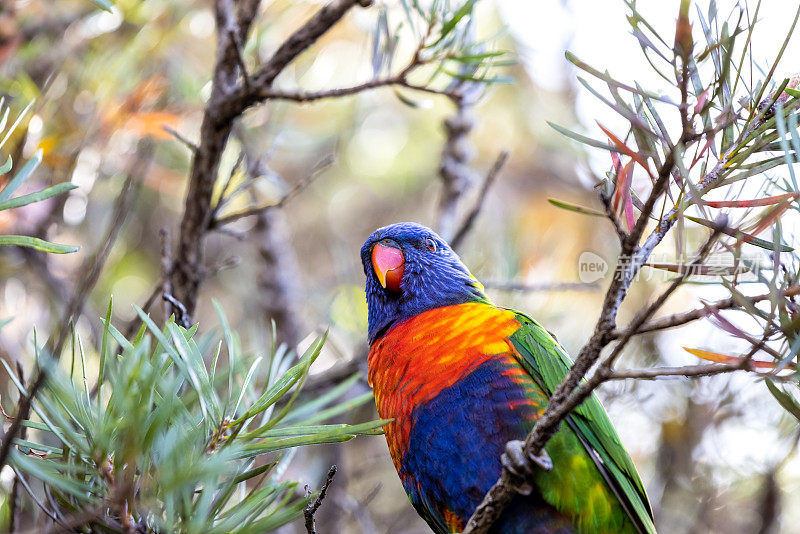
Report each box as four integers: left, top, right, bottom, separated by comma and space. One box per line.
361, 222, 490, 344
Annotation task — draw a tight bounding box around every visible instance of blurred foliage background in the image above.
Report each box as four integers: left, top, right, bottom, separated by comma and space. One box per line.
0, 0, 799, 532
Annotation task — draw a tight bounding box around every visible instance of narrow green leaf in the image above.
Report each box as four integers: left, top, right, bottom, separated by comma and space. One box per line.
0, 183, 76, 211
547, 198, 606, 217
565, 50, 674, 104
765, 379, 800, 422
548, 121, 623, 153
393, 89, 423, 108
233, 356, 263, 419
686, 215, 794, 251
283, 373, 363, 423
98, 318, 135, 351
0, 149, 42, 202
288, 391, 376, 426
11, 452, 95, 500
0, 235, 79, 254
429, 0, 475, 48
98, 298, 113, 403
13, 439, 63, 455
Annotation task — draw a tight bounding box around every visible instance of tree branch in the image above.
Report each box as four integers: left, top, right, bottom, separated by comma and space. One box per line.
606, 361, 756, 380
252, 0, 372, 89
258, 78, 456, 102
170, 0, 373, 322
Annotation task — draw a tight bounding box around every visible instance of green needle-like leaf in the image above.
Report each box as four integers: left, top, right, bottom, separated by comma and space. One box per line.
0, 235, 79, 254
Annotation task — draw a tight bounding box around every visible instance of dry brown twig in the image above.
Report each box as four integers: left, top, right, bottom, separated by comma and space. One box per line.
304, 465, 338, 534
450, 150, 510, 250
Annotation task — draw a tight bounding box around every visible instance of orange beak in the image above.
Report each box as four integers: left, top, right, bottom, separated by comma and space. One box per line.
372, 242, 404, 292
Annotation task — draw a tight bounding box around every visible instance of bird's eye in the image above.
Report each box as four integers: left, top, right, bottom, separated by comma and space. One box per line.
425, 238, 437, 252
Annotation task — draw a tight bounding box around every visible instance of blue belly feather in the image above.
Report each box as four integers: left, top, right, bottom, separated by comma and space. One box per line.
399, 360, 575, 533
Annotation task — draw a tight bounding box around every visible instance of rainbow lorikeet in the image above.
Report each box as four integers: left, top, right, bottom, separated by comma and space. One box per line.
361, 222, 656, 534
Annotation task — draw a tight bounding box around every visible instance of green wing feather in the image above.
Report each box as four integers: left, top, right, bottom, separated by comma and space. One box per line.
508, 310, 657, 534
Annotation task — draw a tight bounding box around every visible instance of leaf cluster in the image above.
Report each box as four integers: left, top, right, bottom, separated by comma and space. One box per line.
0, 98, 78, 255
3, 303, 384, 533
546, 1, 800, 420
372, 0, 513, 106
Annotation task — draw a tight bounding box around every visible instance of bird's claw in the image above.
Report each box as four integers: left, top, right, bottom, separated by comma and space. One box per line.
530, 448, 553, 472
501, 440, 553, 495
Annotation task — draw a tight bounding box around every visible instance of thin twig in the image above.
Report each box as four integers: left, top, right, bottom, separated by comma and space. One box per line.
213, 151, 245, 217
162, 125, 198, 152
594, 218, 727, 376
607, 361, 756, 380
483, 280, 600, 292
11, 466, 67, 528
16, 504, 106, 534
9, 364, 25, 533
258, 77, 456, 102
51, 139, 154, 356
160, 228, 173, 320
162, 294, 189, 328
210, 155, 334, 228
251, 1, 373, 90
600, 191, 628, 242
304, 465, 338, 534
450, 150, 509, 250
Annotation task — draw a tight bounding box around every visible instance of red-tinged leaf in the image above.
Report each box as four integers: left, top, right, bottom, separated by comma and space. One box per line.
613, 160, 634, 211
694, 87, 710, 115
705, 193, 799, 208
610, 151, 622, 175
596, 122, 655, 179
683, 347, 795, 370
623, 192, 635, 231
683, 347, 737, 363
705, 307, 751, 338
741, 199, 794, 236
690, 136, 714, 170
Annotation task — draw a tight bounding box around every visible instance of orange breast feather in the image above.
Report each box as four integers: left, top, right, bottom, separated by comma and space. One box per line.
367, 303, 520, 469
